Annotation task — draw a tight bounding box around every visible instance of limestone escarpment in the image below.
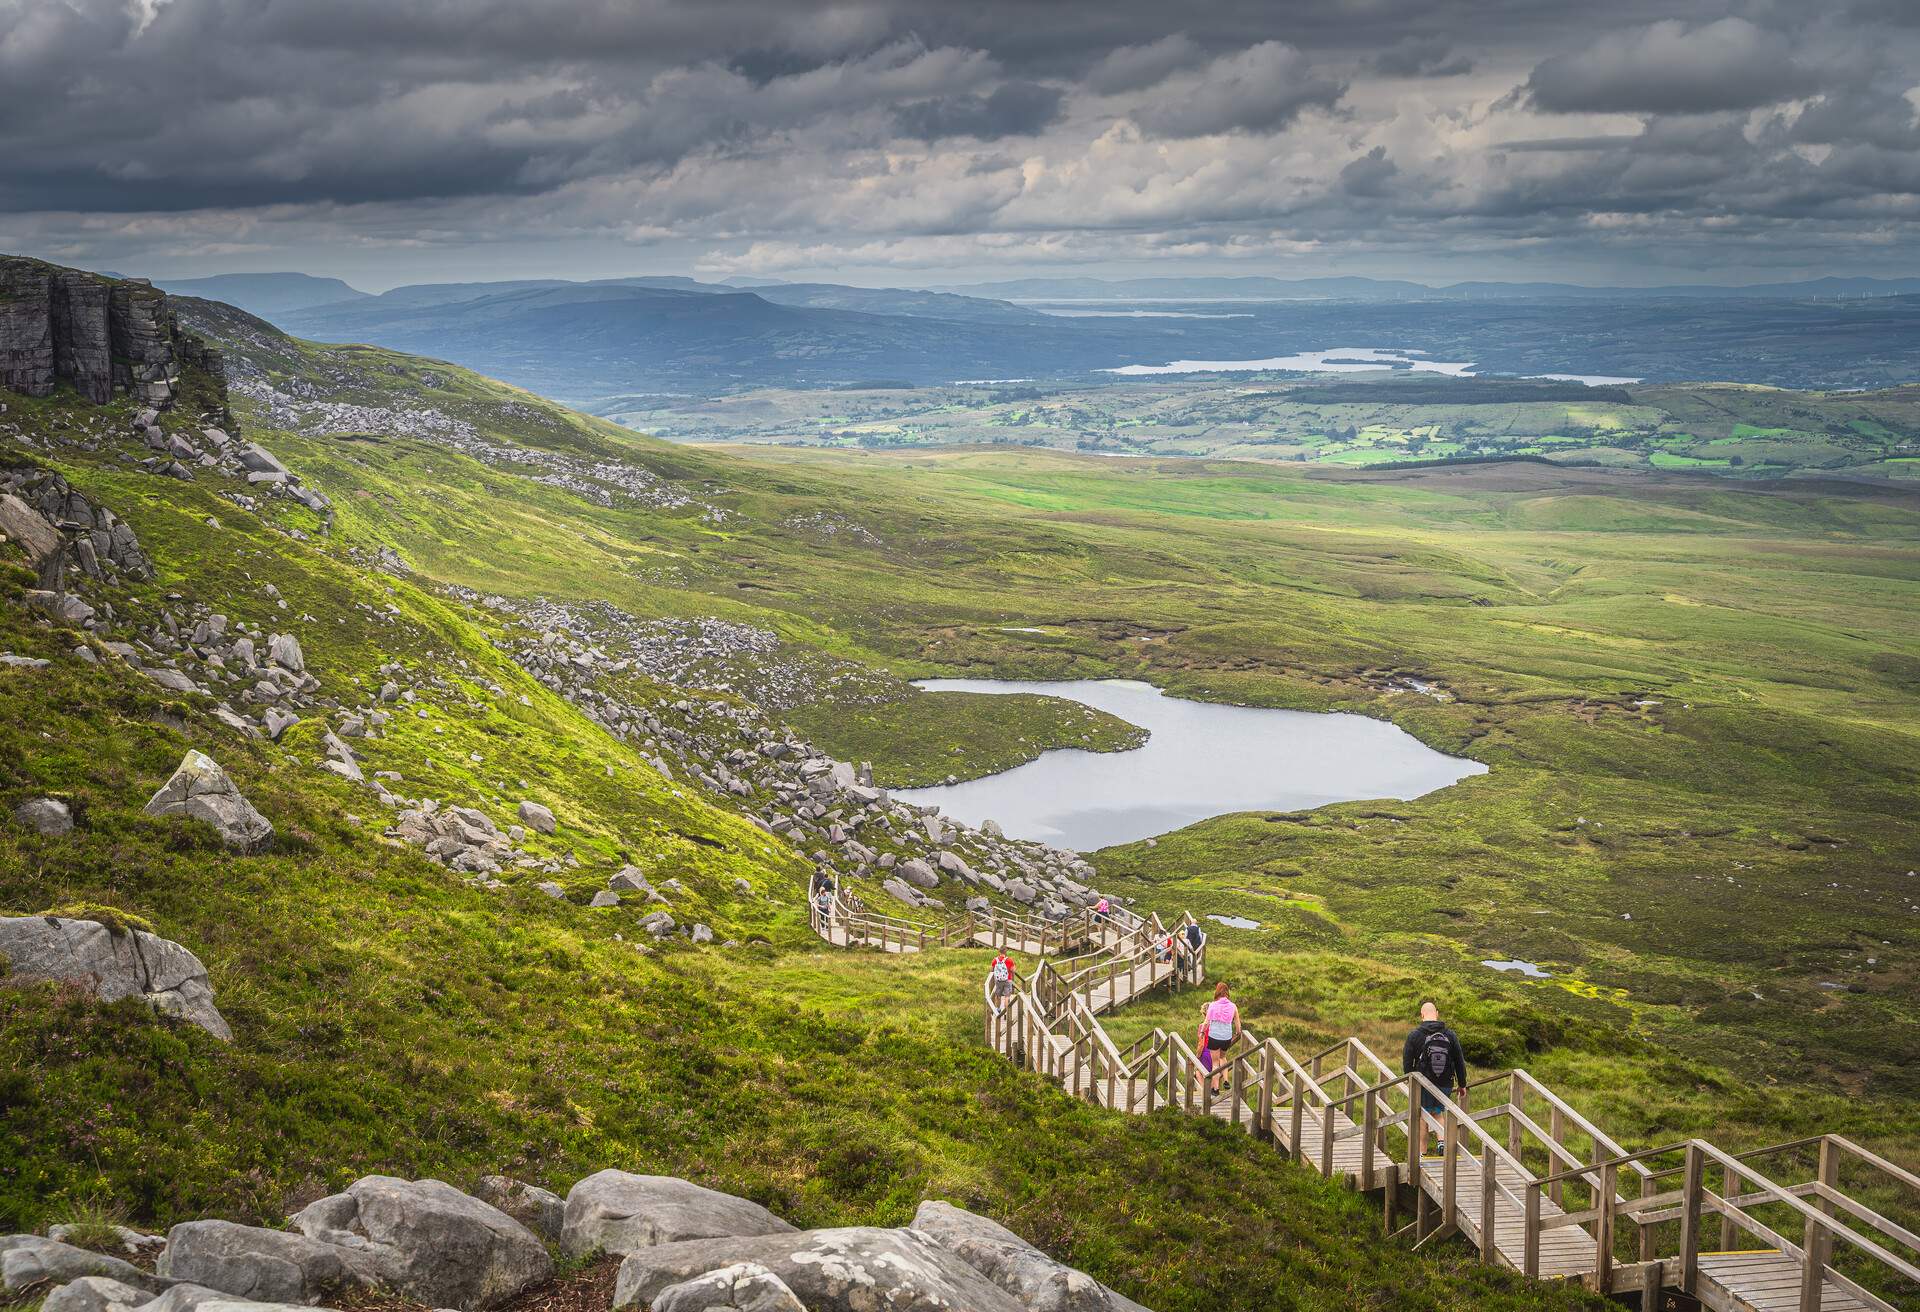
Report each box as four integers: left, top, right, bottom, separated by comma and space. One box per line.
0, 255, 226, 409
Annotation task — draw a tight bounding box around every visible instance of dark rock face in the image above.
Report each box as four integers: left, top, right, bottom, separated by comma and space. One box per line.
52, 273, 113, 403
0, 256, 224, 410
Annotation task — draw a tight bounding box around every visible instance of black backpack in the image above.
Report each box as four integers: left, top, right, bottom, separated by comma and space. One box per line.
1185, 923, 1203, 950
1420, 1028, 1454, 1084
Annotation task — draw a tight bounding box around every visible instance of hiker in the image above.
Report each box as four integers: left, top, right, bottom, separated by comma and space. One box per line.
1202, 982, 1241, 1095
1094, 896, 1110, 924
1156, 930, 1174, 964
988, 951, 1020, 1013
1183, 920, 1204, 980
1402, 1000, 1469, 1155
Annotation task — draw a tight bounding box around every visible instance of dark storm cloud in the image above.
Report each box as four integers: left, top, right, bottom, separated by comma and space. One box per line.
893, 82, 1064, 141
1130, 42, 1344, 138
1370, 36, 1472, 78
1084, 35, 1205, 93
1340, 146, 1399, 197
1516, 17, 1815, 114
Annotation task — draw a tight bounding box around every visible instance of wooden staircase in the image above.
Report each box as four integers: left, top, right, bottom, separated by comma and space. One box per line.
809, 891, 1918, 1311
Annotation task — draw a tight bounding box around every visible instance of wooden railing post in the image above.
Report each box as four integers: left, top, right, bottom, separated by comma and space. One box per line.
1441, 1114, 1459, 1231
1290, 1078, 1306, 1163
1720, 1160, 1741, 1253
1799, 1137, 1838, 1312
1524, 1181, 1541, 1278
1360, 1087, 1379, 1192
1506, 1072, 1524, 1159
1678, 1143, 1704, 1297
1408, 1104, 1426, 1201
1478, 1141, 1498, 1264
1593, 1160, 1617, 1293
1258, 1044, 1275, 1139
1637, 1169, 1656, 1264
1548, 1105, 1567, 1208
1321, 1094, 1337, 1177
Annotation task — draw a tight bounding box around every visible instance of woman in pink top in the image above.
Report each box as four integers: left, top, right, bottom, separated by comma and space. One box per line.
1202, 982, 1241, 1095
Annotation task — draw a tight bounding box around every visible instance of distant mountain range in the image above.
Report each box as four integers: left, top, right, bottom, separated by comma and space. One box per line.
156, 272, 373, 316
930, 274, 1920, 301
146, 268, 1920, 400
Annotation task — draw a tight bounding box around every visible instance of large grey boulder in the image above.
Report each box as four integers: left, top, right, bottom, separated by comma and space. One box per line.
897, 858, 939, 890
650, 1262, 805, 1312
265, 634, 303, 674
910, 1201, 1152, 1312
561, 1171, 793, 1259
288, 1176, 551, 1311
157, 1221, 379, 1305
0, 1238, 157, 1296
39, 1275, 149, 1312
0, 915, 231, 1040
612, 1228, 1027, 1312
473, 1176, 565, 1244
144, 751, 272, 852
515, 801, 556, 835
237, 445, 290, 477
0, 492, 61, 566
882, 877, 930, 909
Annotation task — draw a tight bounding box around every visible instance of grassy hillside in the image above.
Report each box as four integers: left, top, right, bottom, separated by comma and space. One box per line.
3, 282, 1915, 1309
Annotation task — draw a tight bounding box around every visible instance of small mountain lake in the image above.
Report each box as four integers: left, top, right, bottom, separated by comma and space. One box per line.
894, 678, 1487, 850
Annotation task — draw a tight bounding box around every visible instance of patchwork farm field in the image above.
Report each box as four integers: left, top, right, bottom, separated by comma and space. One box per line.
609, 375, 1920, 482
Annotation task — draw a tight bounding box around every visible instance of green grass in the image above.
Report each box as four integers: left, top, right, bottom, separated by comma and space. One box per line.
788, 688, 1145, 787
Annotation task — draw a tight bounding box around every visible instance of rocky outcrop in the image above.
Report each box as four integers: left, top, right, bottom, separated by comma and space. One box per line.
650, 1262, 805, 1312
1, 466, 154, 584
288, 1176, 551, 1311
157, 1221, 379, 1306
22, 1179, 1156, 1312
39, 1275, 151, 1312
560, 1171, 793, 1259
0, 915, 231, 1040
612, 1227, 1028, 1312
911, 1201, 1150, 1312
0, 1236, 163, 1296
144, 751, 273, 853
1, 257, 224, 409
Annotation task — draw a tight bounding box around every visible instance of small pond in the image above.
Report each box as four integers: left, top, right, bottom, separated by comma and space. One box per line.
1481, 959, 1552, 978
1207, 914, 1262, 930
894, 678, 1486, 850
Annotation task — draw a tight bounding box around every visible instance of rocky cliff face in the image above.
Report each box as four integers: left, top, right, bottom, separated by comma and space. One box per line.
0, 255, 226, 409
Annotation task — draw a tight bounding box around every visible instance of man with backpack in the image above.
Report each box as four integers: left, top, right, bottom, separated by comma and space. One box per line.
1402, 1000, 1469, 1155
988, 951, 1020, 1012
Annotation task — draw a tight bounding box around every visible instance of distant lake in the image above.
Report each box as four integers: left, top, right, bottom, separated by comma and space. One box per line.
894, 678, 1487, 851
1104, 346, 1477, 377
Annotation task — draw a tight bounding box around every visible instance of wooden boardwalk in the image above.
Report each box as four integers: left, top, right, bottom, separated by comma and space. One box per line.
1695, 1252, 1877, 1312
808, 890, 1918, 1312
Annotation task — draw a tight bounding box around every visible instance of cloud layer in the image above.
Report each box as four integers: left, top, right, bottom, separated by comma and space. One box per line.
2, 0, 1916, 285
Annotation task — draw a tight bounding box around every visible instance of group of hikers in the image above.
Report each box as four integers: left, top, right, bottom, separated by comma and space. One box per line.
986, 928, 1471, 1150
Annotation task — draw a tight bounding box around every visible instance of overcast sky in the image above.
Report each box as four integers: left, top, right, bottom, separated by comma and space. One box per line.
3, 0, 1917, 290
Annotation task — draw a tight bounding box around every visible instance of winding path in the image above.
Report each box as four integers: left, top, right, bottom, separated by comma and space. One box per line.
808, 887, 1916, 1312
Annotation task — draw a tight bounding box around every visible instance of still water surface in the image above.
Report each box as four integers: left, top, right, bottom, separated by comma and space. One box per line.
894, 678, 1486, 850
